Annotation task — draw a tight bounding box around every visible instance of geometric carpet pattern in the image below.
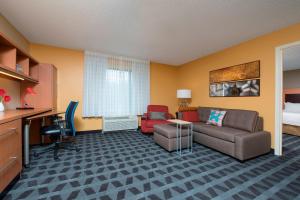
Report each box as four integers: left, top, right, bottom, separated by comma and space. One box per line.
2, 132, 300, 200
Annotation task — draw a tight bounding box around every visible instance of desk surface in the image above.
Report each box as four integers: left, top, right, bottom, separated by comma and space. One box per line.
26, 110, 65, 120
0, 108, 52, 124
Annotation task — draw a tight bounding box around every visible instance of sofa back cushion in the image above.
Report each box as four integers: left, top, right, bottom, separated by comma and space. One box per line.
223, 109, 258, 132
148, 105, 168, 113
198, 107, 214, 122
147, 105, 169, 119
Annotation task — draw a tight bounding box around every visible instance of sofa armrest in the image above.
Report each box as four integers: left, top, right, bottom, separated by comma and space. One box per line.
235, 131, 271, 161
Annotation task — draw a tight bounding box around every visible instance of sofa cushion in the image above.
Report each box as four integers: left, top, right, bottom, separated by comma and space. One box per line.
197, 107, 213, 122
154, 124, 189, 139
193, 122, 248, 142
146, 120, 169, 128
149, 112, 166, 120
223, 109, 258, 132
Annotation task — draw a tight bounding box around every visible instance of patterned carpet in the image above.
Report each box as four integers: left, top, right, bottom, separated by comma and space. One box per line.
2, 132, 300, 200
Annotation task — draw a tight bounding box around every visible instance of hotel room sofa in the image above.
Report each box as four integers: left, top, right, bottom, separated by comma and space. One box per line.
154, 107, 271, 161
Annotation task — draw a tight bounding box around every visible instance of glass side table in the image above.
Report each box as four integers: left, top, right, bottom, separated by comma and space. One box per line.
167, 119, 193, 155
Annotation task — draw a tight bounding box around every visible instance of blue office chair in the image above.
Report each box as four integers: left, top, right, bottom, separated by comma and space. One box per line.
34, 101, 80, 160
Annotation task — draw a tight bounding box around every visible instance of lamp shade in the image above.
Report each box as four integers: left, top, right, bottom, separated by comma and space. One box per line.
177, 89, 191, 99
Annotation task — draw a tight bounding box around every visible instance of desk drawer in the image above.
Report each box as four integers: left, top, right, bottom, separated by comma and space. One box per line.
0, 119, 22, 192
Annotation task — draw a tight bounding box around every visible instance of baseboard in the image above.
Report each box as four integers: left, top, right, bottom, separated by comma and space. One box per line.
76, 130, 102, 135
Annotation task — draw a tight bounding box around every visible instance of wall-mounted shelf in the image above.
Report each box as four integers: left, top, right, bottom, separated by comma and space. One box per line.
0, 64, 38, 83
0, 32, 39, 83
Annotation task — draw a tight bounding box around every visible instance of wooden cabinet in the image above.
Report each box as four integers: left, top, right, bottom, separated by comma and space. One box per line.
0, 32, 39, 83
36, 64, 57, 109
20, 64, 57, 109
0, 119, 22, 192
20, 64, 57, 145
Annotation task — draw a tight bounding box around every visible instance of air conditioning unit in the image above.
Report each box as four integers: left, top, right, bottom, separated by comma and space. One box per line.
102, 116, 138, 133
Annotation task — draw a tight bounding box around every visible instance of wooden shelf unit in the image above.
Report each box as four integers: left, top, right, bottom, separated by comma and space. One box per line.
0, 33, 39, 83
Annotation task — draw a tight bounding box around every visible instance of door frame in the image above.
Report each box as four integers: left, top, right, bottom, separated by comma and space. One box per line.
274, 40, 300, 156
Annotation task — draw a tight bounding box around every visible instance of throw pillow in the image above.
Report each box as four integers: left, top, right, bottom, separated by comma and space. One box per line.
182, 111, 199, 122
207, 110, 227, 126
149, 112, 166, 120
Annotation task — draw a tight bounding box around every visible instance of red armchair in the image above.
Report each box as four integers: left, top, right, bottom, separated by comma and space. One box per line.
141, 105, 174, 134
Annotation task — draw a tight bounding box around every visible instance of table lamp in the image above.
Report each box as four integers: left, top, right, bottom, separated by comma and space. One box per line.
17, 87, 36, 109
177, 89, 191, 110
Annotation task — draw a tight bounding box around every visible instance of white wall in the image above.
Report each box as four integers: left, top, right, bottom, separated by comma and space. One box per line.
283, 69, 300, 89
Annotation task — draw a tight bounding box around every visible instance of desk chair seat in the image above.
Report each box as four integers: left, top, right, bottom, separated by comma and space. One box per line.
34, 101, 80, 160
41, 125, 61, 135
41, 125, 72, 135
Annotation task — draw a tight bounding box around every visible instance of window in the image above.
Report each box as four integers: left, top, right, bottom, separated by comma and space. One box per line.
83, 52, 150, 117
104, 69, 131, 115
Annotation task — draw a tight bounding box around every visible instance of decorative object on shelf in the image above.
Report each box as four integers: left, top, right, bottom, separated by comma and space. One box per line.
16, 64, 23, 73
177, 89, 192, 110
209, 60, 260, 97
17, 87, 36, 110
0, 88, 11, 112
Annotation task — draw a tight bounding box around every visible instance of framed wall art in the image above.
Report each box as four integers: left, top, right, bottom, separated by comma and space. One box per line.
209, 61, 260, 97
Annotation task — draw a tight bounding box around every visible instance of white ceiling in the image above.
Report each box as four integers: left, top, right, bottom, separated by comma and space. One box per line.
283, 44, 300, 71
1, 0, 300, 65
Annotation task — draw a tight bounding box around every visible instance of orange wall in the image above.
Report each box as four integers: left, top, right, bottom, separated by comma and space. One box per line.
150, 62, 178, 115
177, 22, 300, 147
30, 44, 178, 131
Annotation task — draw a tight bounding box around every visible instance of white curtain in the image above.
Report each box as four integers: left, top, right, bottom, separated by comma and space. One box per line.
83, 51, 150, 117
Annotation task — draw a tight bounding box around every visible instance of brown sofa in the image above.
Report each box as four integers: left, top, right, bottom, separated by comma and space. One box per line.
190, 107, 271, 161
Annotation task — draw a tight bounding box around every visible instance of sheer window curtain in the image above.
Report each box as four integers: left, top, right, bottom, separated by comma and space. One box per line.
83, 51, 150, 117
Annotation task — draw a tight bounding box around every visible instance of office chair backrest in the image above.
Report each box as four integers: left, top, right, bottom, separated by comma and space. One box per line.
65, 101, 79, 136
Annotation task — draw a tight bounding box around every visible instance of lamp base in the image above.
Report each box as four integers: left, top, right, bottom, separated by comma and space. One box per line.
16, 107, 34, 110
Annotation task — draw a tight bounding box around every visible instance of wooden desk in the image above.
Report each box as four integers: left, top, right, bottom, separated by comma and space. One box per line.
26, 110, 65, 121
0, 108, 51, 192
0, 108, 51, 125
23, 110, 64, 168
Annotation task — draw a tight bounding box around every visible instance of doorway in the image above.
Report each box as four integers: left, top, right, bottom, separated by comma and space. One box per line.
275, 41, 300, 156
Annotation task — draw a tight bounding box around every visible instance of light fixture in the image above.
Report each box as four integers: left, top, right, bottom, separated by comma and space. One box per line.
177, 89, 191, 99
0, 71, 24, 80
177, 89, 191, 110
17, 87, 36, 110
